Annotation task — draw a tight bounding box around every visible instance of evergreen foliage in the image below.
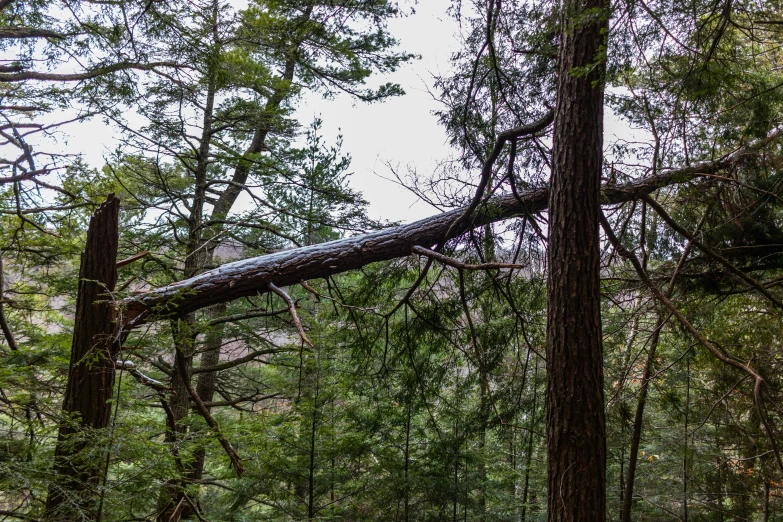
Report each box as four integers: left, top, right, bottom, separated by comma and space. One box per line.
2, 0, 783, 520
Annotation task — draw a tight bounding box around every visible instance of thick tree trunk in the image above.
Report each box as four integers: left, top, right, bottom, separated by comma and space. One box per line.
545, 0, 608, 517
45, 195, 120, 520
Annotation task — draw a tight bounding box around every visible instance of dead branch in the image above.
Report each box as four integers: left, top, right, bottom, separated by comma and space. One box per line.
173, 347, 244, 477
116, 251, 150, 269
412, 245, 525, 270
600, 211, 783, 474
268, 282, 314, 347
121, 125, 783, 327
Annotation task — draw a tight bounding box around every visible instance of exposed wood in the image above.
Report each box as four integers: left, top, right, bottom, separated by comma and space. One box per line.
116, 251, 150, 269
45, 195, 120, 519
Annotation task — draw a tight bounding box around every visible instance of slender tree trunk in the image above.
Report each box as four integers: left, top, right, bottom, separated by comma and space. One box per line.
510, 432, 517, 522
545, 0, 608, 515
161, 16, 309, 512
404, 399, 411, 522
187, 302, 228, 484
717, 456, 723, 522
478, 380, 487, 522
620, 312, 665, 522
156, 317, 197, 522
454, 420, 459, 522
45, 195, 120, 520
156, 39, 218, 518
521, 363, 538, 522
307, 391, 317, 519
618, 297, 643, 516
306, 347, 320, 520
762, 480, 770, 522
683, 356, 690, 522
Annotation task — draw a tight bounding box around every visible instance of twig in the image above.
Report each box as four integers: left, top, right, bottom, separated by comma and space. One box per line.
118, 361, 172, 392
116, 251, 150, 269
268, 282, 313, 347
412, 245, 525, 270
173, 348, 245, 476
208, 307, 288, 326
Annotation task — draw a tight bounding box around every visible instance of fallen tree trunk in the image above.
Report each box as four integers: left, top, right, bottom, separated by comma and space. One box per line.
122, 127, 781, 328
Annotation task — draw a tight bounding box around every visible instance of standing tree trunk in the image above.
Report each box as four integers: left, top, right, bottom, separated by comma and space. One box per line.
187, 301, 228, 483
545, 0, 608, 516
45, 195, 120, 520
762, 480, 770, 522
521, 363, 539, 522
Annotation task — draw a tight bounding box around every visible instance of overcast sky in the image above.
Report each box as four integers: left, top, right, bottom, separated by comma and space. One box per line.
60, 0, 460, 225
20, 1, 644, 229
292, 0, 461, 224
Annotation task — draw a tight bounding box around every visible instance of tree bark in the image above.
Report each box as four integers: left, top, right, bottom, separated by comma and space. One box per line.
120, 154, 743, 328
545, 0, 608, 517
45, 195, 120, 520
187, 301, 228, 483
620, 312, 663, 522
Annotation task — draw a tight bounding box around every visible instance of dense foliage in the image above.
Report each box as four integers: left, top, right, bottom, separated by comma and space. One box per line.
2, 0, 783, 521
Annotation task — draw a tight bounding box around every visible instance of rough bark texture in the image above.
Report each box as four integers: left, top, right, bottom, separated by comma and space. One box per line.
45, 195, 120, 520
120, 158, 742, 328
545, 0, 608, 517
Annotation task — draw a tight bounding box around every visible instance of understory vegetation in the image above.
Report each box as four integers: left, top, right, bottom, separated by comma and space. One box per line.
2, 0, 783, 520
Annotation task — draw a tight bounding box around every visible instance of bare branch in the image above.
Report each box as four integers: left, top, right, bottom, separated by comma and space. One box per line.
116, 251, 150, 269
0, 27, 65, 39
0, 61, 181, 82
268, 282, 314, 347
412, 245, 525, 270
173, 346, 244, 477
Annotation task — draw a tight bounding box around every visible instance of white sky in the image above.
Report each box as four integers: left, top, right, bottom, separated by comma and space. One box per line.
56, 0, 460, 225
293, 1, 461, 224
22, 1, 641, 227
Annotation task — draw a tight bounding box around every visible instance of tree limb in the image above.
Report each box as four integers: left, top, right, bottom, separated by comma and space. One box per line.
0, 27, 65, 39
122, 125, 783, 327
412, 245, 525, 270
268, 282, 314, 347
0, 61, 180, 82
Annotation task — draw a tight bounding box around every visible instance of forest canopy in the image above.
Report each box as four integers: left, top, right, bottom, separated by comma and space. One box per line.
2, 0, 783, 521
